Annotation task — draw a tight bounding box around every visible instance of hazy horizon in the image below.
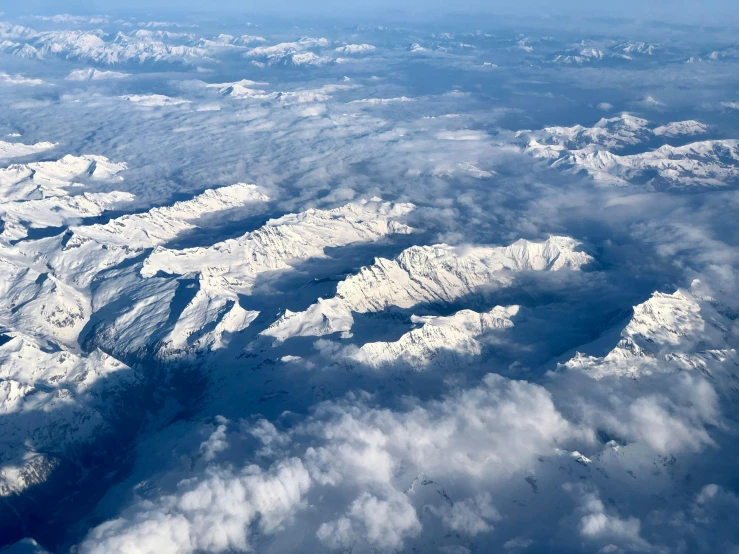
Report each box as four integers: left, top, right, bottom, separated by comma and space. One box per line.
8, 0, 739, 24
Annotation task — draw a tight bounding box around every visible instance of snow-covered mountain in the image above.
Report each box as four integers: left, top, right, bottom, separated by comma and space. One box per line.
72, 183, 268, 249
616, 41, 657, 56
0, 183, 271, 362
334, 43, 376, 54
262, 236, 590, 341
0, 180, 276, 516
561, 283, 737, 379
65, 68, 129, 80
552, 47, 604, 64
520, 114, 652, 153
554, 139, 739, 190
0, 332, 136, 488
346, 305, 519, 371
140, 199, 415, 291
0, 153, 130, 243
120, 94, 190, 106
653, 120, 709, 137
205, 79, 274, 99
520, 115, 738, 190
5, 198, 411, 361
0, 195, 417, 493
244, 38, 333, 66
550, 41, 658, 64
0, 140, 56, 161
1, 191, 134, 242
0, 27, 211, 64
0, 154, 127, 202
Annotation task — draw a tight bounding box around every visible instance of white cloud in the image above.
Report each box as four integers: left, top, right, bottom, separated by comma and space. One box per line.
199, 416, 230, 461
79, 458, 311, 554
303, 374, 585, 486
317, 489, 421, 549
433, 492, 500, 535
575, 489, 650, 551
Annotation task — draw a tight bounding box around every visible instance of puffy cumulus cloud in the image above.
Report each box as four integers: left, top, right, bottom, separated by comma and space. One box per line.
302, 374, 588, 487
245, 418, 291, 458
77, 374, 587, 553
574, 488, 650, 551
199, 416, 230, 462
431, 492, 501, 536
78, 458, 311, 554
550, 370, 720, 455
627, 385, 717, 454
317, 488, 421, 550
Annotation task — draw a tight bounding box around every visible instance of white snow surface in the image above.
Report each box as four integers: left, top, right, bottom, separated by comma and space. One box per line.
520, 115, 739, 190
561, 283, 737, 379
140, 198, 416, 294
0, 140, 56, 161
66, 68, 130, 81
334, 44, 376, 54
262, 236, 590, 341
72, 183, 269, 248
0, 332, 135, 493
347, 305, 519, 371
653, 120, 709, 137
556, 139, 739, 189
120, 94, 191, 106
520, 114, 652, 152
0, 154, 127, 202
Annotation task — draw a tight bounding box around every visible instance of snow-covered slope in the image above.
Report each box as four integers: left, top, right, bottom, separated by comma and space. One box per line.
262, 236, 590, 340
0, 152, 130, 241
653, 120, 709, 137
261, 297, 354, 342
0, 140, 56, 161
120, 94, 190, 107
6, 198, 407, 361
0, 183, 270, 365
561, 283, 737, 379
21, 183, 268, 289
0, 332, 135, 494
0, 254, 91, 346
0, 191, 134, 242
521, 115, 713, 154
555, 139, 739, 190
347, 305, 519, 371
551, 41, 658, 64
140, 199, 415, 292
520, 116, 738, 190
519, 114, 652, 152
0, 154, 127, 202
335, 44, 375, 54
73, 183, 268, 248
552, 47, 604, 65
59, 199, 411, 359
0, 538, 50, 554
1, 28, 210, 65
66, 68, 129, 80
205, 79, 274, 99
245, 38, 332, 66
616, 41, 657, 56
